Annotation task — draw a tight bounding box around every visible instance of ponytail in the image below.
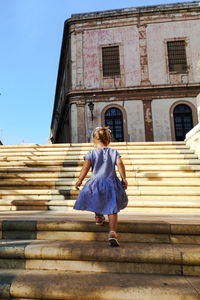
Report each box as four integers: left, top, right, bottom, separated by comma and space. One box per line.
93, 127, 111, 146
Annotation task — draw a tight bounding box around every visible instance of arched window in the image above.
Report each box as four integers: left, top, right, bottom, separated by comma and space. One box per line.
173, 104, 193, 141
105, 107, 124, 142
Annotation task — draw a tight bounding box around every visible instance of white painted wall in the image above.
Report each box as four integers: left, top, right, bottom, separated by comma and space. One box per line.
125, 100, 145, 142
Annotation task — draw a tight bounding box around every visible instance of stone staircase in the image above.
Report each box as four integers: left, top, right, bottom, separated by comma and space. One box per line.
0, 141, 200, 299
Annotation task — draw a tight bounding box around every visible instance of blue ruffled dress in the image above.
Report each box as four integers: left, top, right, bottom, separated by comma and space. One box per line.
73, 148, 128, 215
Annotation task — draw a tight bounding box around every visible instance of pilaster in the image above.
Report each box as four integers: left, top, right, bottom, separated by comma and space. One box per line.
76, 31, 84, 89
143, 98, 154, 141
77, 103, 86, 143
138, 24, 151, 86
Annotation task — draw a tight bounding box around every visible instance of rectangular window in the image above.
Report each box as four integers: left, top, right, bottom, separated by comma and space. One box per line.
167, 40, 187, 72
102, 46, 120, 77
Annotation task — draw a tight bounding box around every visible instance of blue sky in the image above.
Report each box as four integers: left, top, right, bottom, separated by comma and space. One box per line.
0, 0, 194, 145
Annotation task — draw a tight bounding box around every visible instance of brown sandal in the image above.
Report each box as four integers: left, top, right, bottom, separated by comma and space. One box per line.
95, 215, 105, 226
108, 231, 119, 247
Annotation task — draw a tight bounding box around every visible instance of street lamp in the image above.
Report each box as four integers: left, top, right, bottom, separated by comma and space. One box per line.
88, 101, 94, 121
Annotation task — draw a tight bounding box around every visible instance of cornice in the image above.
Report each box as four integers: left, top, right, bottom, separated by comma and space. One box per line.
67, 82, 200, 96
70, 15, 200, 36
67, 84, 200, 104
71, 2, 200, 20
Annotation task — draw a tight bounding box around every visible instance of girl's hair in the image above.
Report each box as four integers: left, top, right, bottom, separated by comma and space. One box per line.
92, 127, 111, 146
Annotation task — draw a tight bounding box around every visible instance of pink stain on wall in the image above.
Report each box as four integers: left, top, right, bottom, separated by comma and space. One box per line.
147, 19, 200, 85
123, 26, 141, 86
83, 31, 99, 88
83, 26, 141, 89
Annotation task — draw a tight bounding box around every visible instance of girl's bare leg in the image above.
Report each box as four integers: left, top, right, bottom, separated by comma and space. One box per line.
108, 213, 118, 237
108, 213, 119, 246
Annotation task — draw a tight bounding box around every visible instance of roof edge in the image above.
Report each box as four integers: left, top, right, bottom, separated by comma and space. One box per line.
71, 1, 200, 20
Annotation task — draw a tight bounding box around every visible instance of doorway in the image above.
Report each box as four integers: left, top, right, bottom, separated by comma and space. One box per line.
173, 104, 193, 141
105, 107, 124, 142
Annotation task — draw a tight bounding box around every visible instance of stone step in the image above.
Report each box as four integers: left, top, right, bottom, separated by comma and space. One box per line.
123, 207, 200, 214
0, 150, 196, 157
0, 141, 187, 148
2, 206, 200, 213
0, 187, 200, 195
125, 207, 200, 213
0, 149, 189, 155
0, 161, 84, 167
0, 165, 200, 172
3, 174, 199, 181
1, 270, 200, 300
0, 157, 200, 167
0, 178, 200, 187
3, 198, 198, 208
1, 211, 200, 240
0, 145, 190, 151
1, 171, 200, 179
4, 153, 188, 161
0, 154, 198, 160
2, 199, 200, 210
0, 206, 48, 211
0, 144, 193, 152
0, 146, 191, 155
0, 177, 199, 187
1, 194, 200, 201
1, 214, 200, 242
0, 161, 200, 170
1, 239, 200, 276
1, 187, 200, 196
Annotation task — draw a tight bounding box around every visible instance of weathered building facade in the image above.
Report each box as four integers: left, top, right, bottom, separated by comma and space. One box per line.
50, 1, 200, 143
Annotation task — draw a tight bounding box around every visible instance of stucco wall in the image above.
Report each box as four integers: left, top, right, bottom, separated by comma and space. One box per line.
71, 18, 200, 90
71, 33, 77, 90
82, 26, 141, 89
124, 100, 145, 142
147, 19, 200, 85
152, 97, 197, 141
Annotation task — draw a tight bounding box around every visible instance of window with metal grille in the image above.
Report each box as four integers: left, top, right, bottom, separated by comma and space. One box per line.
167, 40, 187, 72
102, 46, 120, 77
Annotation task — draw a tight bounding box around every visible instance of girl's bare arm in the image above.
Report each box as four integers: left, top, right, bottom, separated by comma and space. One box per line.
116, 157, 128, 190
75, 160, 91, 190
